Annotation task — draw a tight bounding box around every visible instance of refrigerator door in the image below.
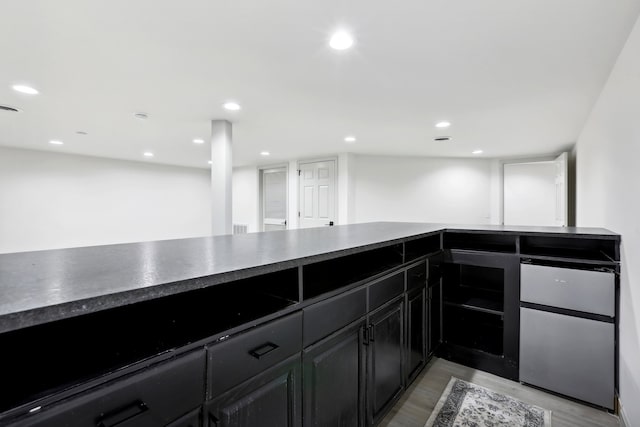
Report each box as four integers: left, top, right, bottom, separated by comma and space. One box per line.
519, 307, 614, 409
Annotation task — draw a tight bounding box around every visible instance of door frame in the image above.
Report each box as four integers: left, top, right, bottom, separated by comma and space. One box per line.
259, 163, 289, 232
296, 156, 339, 228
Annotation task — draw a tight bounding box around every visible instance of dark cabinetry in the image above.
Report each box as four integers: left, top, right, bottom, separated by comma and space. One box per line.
366, 296, 405, 426
2, 227, 618, 426
206, 355, 302, 427
206, 312, 303, 427
167, 409, 202, 427
12, 350, 206, 427
440, 247, 519, 380
302, 266, 430, 427
406, 262, 428, 382
303, 320, 366, 427
406, 287, 426, 382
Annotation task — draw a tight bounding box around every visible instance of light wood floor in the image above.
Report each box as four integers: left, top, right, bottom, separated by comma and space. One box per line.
380, 358, 620, 427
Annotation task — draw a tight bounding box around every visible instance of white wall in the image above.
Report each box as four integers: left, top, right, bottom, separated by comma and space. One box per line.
235, 154, 498, 230
352, 155, 495, 224
338, 153, 356, 225
575, 14, 640, 427
232, 166, 259, 232
0, 147, 212, 253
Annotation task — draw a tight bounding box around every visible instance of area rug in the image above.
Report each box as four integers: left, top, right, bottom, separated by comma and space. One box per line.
424, 377, 552, 427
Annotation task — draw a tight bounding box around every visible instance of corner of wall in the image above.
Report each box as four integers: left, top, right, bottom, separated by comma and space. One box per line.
489, 159, 504, 225
567, 145, 577, 227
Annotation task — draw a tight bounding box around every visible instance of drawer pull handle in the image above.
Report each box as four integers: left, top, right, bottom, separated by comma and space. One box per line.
554, 279, 568, 284
97, 400, 148, 427
249, 342, 279, 359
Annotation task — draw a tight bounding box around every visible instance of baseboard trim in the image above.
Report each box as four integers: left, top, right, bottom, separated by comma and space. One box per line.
620, 405, 630, 427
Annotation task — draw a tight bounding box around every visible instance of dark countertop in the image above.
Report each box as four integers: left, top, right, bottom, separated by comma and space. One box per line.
0, 222, 619, 334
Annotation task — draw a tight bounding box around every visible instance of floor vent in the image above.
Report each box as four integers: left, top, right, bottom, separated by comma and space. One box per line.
233, 224, 248, 234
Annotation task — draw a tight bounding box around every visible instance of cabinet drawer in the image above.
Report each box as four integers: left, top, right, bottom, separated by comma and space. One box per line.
520, 307, 614, 408
407, 262, 427, 292
369, 271, 405, 311
520, 264, 614, 317
208, 312, 302, 398
303, 288, 366, 347
15, 350, 206, 427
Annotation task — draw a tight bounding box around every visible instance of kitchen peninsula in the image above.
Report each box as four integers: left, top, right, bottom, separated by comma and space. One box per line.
0, 222, 620, 426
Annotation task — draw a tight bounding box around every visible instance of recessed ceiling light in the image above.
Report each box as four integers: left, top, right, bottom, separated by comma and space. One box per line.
12, 85, 39, 95
472, 150, 483, 155
344, 136, 356, 143
329, 31, 354, 50
143, 152, 154, 157
260, 151, 270, 156
193, 138, 205, 144
208, 160, 213, 165
49, 140, 64, 145
434, 136, 452, 142
435, 121, 451, 128
223, 102, 241, 111
134, 112, 149, 120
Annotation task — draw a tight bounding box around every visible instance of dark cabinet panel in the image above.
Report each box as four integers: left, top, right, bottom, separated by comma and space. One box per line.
428, 281, 442, 356
167, 408, 202, 427
13, 350, 206, 427
206, 355, 301, 427
303, 288, 366, 348
367, 298, 404, 426
303, 320, 366, 427
440, 251, 519, 380
369, 272, 405, 312
406, 261, 427, 292
208, 312, 302, 398
406, 287, 427, 383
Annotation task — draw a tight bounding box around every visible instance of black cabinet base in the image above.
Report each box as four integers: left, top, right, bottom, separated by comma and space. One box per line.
436, 343, 518, 382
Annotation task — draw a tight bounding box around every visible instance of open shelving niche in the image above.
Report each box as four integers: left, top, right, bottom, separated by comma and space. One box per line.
0, 267, 299, 414
519, 235, 619, 263
440, 231, 518, 362
442, 263, 505, 356
302, 244, 404, 300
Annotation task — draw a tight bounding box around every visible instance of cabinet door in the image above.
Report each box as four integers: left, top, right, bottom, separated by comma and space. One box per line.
367, 297, 404, 426
406, 286, 427, 383
303, 320, 366, 427
206, 355, 301, 427
428, 281, 441, 355
427, 252, 444, 356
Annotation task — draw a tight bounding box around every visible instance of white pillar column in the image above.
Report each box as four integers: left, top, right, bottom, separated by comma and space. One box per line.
211, 120, 233, 235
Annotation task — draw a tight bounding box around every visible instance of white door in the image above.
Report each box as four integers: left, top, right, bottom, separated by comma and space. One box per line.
503, 154, 568, 226
298, 160, 336, 228
262, 167, 288, 231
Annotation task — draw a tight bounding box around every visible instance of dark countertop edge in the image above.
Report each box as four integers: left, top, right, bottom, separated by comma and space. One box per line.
0, 231, 441, 334
0, 225, 621, 334
442, 227, 621, 240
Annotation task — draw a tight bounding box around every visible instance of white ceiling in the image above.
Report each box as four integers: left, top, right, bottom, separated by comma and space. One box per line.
1, 0, 639, 168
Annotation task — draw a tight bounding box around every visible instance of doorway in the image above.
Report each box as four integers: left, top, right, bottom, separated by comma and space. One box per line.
260, 167, 288, 231
503, 153, 568, 226
298, 159, 337, 228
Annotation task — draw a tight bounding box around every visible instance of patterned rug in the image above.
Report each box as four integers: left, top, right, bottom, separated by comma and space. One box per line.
424, 377, 552, 427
